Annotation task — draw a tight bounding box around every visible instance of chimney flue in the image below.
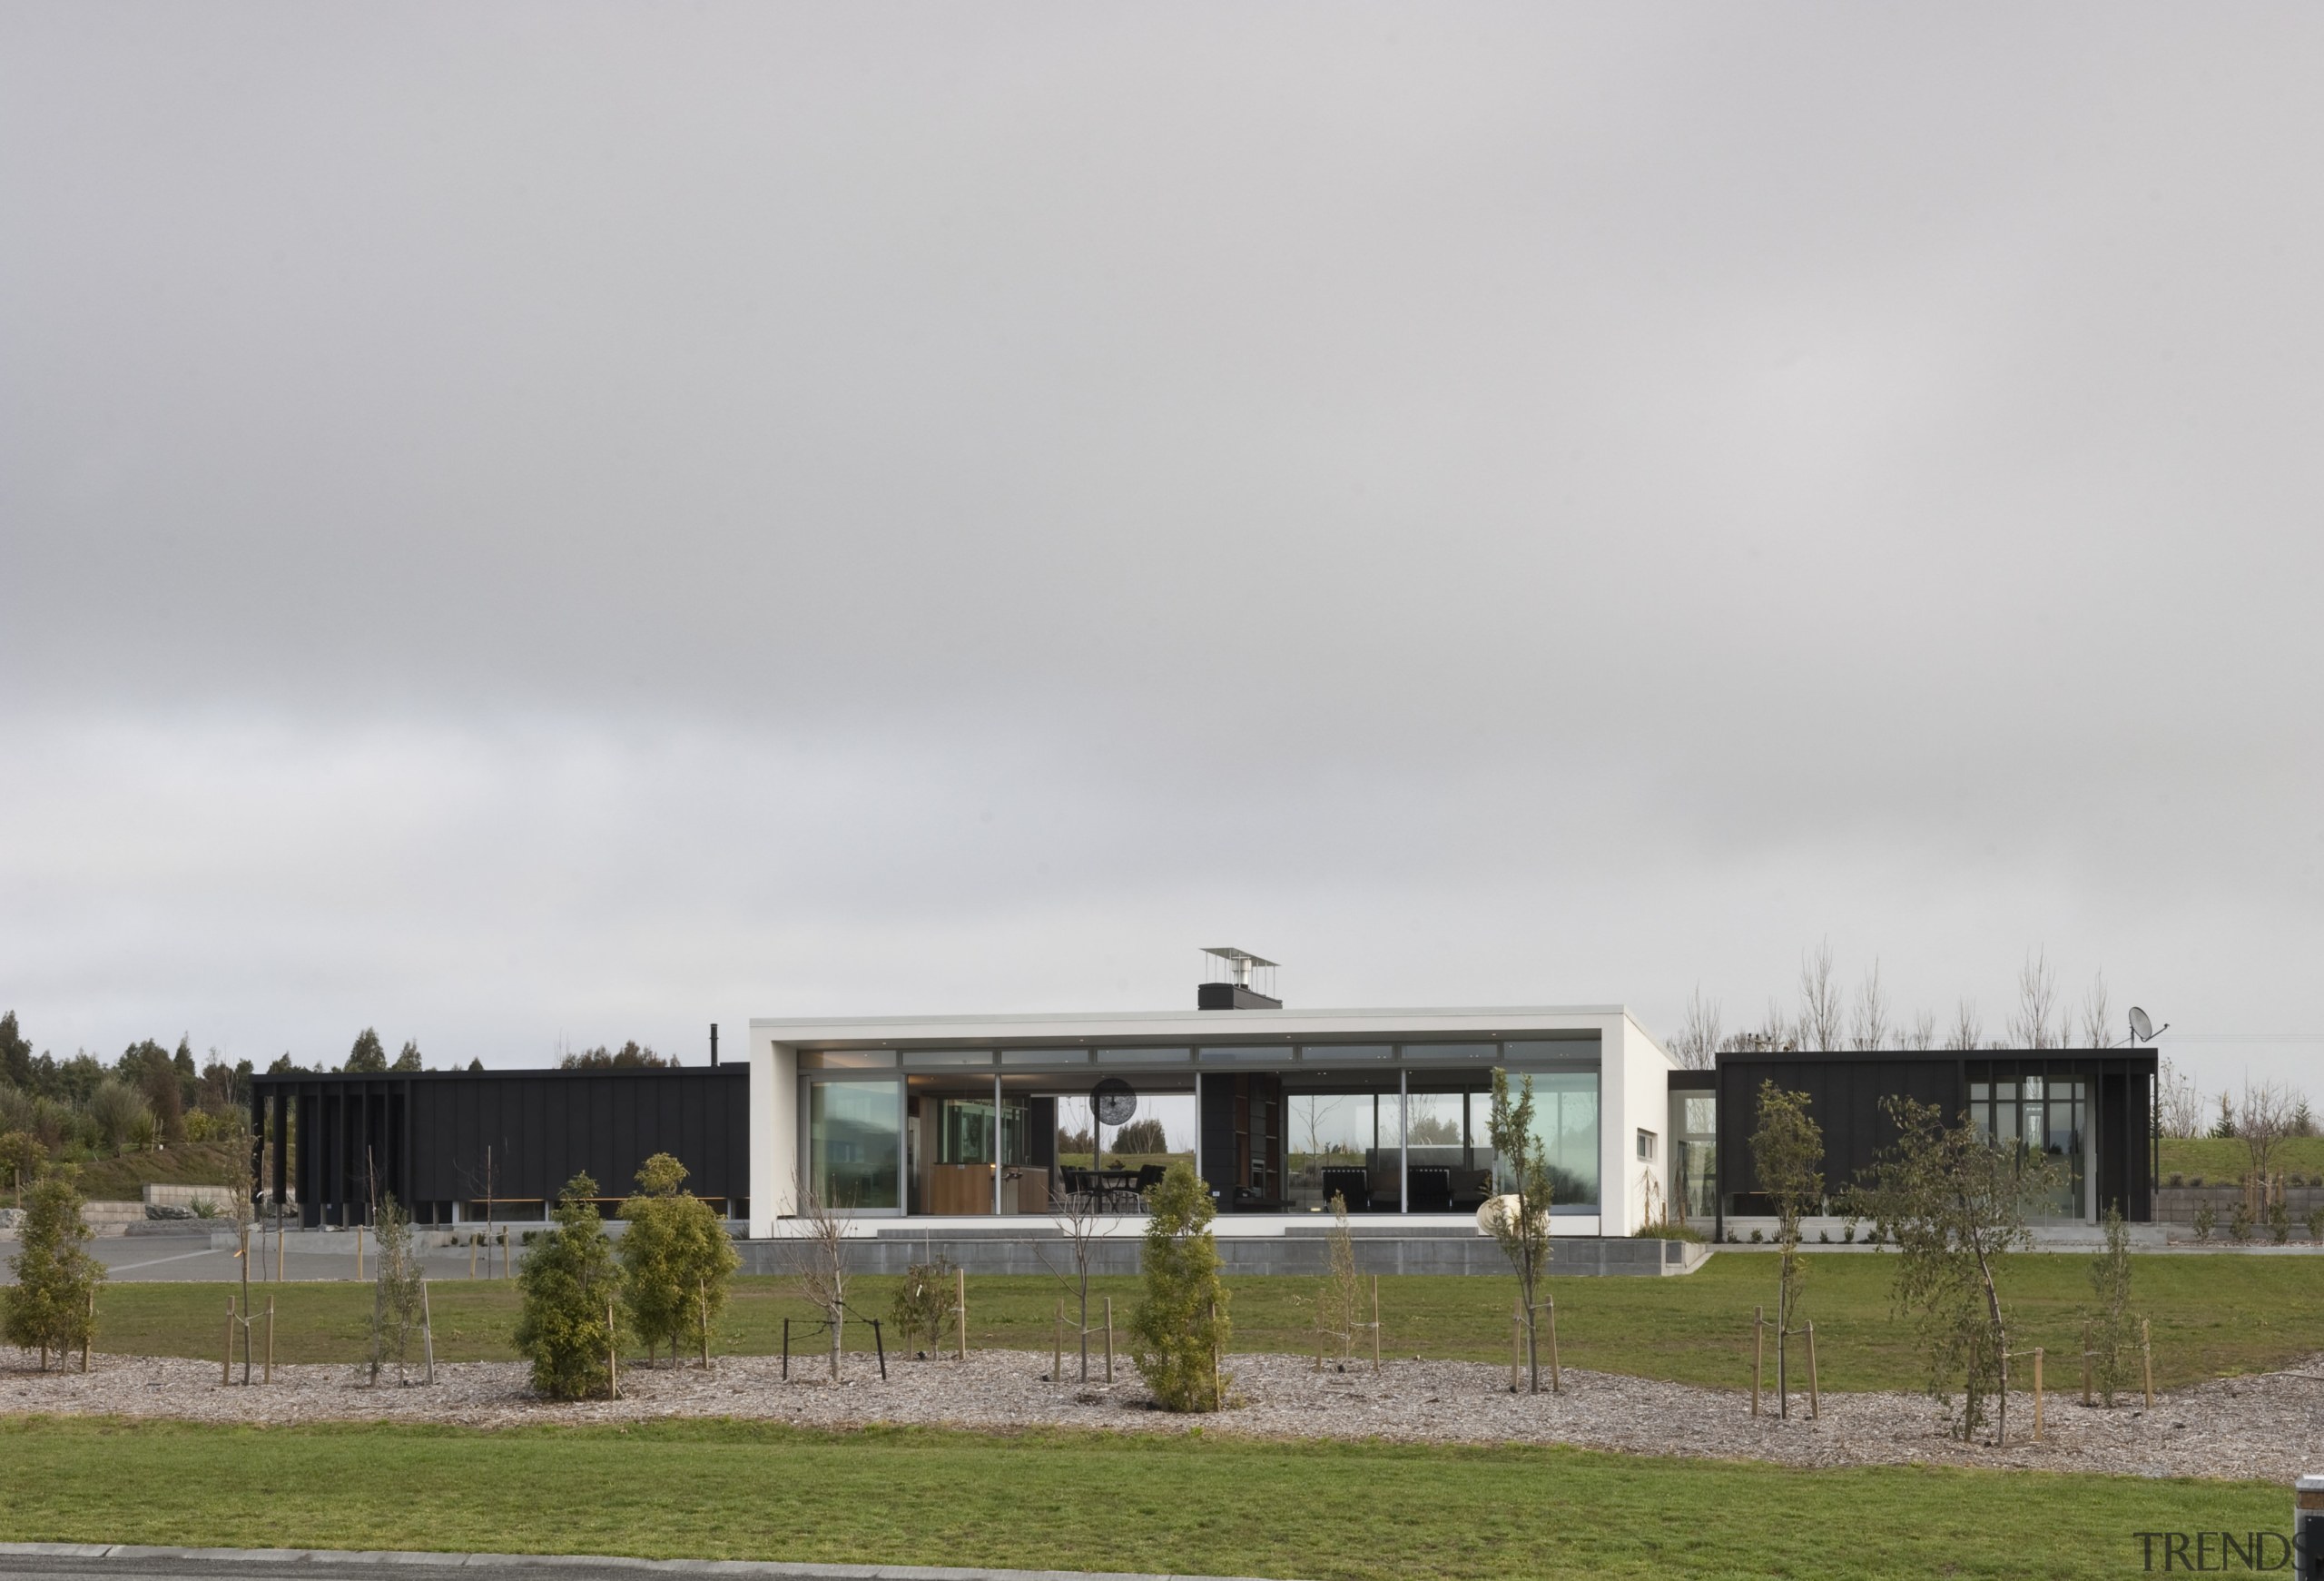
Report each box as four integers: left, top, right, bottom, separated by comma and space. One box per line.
1198, 946, 1281, 1011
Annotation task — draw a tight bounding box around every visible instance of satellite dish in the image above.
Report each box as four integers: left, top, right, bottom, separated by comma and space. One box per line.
1093, 1077, 1138, 1127
2127, 1007, 2152, 1043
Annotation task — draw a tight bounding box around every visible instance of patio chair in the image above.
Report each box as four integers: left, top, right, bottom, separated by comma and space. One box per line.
1319, 1165, 1372, 1213
1404, 1166, 1454, 1213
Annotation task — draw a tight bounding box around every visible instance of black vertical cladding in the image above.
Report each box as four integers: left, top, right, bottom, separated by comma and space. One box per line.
1199, 1079, 1237, 1203
253, 1066, 751, 1225
1029, 1096, 1057, 1171
1710, 1049, 2158, 1222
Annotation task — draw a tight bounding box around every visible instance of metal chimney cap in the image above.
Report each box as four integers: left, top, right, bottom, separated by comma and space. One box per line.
1202, 946, 1277, 969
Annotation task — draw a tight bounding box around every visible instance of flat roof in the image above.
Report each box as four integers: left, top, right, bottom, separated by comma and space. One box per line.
750, 1004, 1647, 1050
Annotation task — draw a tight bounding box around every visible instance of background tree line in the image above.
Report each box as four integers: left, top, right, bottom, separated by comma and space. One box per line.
3, 1013, 472, 1181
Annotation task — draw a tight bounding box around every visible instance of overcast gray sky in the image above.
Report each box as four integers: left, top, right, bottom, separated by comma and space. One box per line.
3, 5, 2319, 1097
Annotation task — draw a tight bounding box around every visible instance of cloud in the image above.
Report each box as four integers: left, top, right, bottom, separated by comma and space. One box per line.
1, 5, 2319, 1093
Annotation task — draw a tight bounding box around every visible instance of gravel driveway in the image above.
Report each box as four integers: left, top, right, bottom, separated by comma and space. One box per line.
4, 1348, 2315, 1484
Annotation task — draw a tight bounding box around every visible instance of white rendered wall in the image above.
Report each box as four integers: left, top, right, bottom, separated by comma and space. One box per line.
1599, 1012, 1677, 1236
746, 1025, 798, 1238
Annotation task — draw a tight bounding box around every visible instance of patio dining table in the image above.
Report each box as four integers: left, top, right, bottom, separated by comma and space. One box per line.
1086, 1168, 1147, 1210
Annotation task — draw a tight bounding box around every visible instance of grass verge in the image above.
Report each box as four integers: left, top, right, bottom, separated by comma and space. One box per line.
2155, 1135, 2324, 1182
0, 1416, 2287, 1581
78, 1252, 2324, 1392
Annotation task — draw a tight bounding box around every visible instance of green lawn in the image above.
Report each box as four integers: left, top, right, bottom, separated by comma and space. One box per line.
0, 1416, 2287, 1581
85, 1252, 2324, 1392
2155, 1134, 2324, 1183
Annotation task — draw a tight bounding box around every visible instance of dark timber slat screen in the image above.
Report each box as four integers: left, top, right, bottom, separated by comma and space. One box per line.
252, 1066, 749, 1228
1710, 1049, 2157, 1238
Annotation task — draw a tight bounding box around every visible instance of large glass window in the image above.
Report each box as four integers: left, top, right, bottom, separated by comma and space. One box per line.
1967, 1072, 2085, 1218
1487, 1070, 1598, 1210
1286, 1089, 1402, 1211
1403, 1090, 1482, 1213
807, 1080, 901, 1210
1669, 1091, 1717, 1227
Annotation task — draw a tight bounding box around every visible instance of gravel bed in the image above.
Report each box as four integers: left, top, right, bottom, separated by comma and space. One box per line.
3, 1347, 2315, 1483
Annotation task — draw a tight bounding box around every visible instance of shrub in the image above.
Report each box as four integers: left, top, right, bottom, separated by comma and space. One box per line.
1129, 1159, 1230, 1411
1817, 1230, 1830, 1244
2267, 1199, 2290, 1246
1633, 1221, 1704, 1242
2192, 1201, 2215, 1241
2307, 1205, 2324, 1244
891, 1252, 960, 1358
3, 1174, 104, 1368
0, 1130, 42, 1206
1748, 1228, 1764, 1243
84, 1079, 150, 1155
2166, 1173, 2183, 1188
511, 1173, 622, 1399
2229, 1201, 2253, 1243
618, 1152, 739, 1367
2189, 1176, 2205, 1189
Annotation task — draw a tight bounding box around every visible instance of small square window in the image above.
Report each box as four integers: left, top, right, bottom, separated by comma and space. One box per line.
1636, 1128, 1658, 1161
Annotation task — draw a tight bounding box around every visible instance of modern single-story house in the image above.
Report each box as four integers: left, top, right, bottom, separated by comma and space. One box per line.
738, 995, 1672, 1239
248, 953, 2159, 1242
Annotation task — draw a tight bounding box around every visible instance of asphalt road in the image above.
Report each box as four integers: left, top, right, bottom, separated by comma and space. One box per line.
0, 1547, 1245, 1581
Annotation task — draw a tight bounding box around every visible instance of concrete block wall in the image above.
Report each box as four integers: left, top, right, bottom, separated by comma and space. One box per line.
2153, 1184, 2324, 1231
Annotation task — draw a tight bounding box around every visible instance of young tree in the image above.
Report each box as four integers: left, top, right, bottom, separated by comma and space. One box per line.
1797, 941, 1843, 1051
511, 1172, 623, 1399
2086, 1204, 2138, 1407
619, 1152, 739, 1367
1315, 1191, 1364, 1365
784, 1175, 853, 1380
1043, 1166, 1118, 1381
1855, 1096, 2061, 1443
369, 1194, 426, 1385
1945, 999, 1983, 1052
392, 1041, 423, 1072
2007, 949, 2058, 1049
2078, 973, 2112, 1050
1848, 961, 1888, 1051
2155, 1058, 2206, 1141
4, 1174, 104, 1369
1129, 1159, 1230, 1411
1483, 1067, 1554, 1394
2233, 1079, 2295, 1186
1670, 986, 1722, 1071
1750, 1081, 1823, 1418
